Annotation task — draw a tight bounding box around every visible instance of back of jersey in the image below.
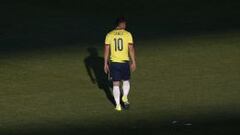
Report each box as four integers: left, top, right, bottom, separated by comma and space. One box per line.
105, 29, 133, 63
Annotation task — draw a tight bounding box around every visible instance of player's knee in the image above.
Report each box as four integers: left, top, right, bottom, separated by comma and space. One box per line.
113, 81, 120, 86
123, 80, 130, 88
123, 80, 130, 85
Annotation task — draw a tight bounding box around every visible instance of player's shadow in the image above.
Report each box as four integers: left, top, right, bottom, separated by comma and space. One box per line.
84, 47, 115, 106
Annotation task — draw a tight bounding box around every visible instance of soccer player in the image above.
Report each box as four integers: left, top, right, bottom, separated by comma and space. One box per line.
104, 17, 136, 111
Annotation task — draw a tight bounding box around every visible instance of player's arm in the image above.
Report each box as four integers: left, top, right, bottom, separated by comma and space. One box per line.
129, 44, 136, 72
128, 33, 136, 71
104, 34, 111, 74
104, 45, 110, 74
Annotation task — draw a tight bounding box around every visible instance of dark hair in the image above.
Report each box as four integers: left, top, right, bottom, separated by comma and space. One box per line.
115, 17, 126, 26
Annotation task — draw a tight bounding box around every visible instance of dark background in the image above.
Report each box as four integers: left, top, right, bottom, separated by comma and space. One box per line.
1, 0, 240, 50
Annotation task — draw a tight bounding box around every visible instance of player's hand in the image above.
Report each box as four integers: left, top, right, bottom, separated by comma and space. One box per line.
130, 63, 136, 72
104, 64, 109, 74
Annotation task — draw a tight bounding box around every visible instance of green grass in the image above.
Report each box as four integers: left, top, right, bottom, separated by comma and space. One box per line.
0, 31, 240, 135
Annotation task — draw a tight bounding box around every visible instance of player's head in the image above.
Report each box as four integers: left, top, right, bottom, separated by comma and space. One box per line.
116, 17, 126, 29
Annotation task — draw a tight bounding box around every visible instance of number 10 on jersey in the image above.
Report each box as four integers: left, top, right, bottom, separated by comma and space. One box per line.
114, 38, 123, 51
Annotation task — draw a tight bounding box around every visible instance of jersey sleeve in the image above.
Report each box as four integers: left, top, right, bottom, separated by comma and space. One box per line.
128, 32, 134, 45
105, 34, 111, 45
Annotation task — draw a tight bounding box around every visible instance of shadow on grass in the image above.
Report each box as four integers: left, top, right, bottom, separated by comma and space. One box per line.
84, 47, 114, 106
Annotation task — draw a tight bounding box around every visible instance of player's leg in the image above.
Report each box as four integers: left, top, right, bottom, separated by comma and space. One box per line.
121, 62, 131, 109
110, 62, 122, 111
113, 81, 121, 111
122, 80, 130, 109
122, 80, 130, 101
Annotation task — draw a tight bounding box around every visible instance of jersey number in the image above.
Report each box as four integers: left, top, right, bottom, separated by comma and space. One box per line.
114, 38, 123, 51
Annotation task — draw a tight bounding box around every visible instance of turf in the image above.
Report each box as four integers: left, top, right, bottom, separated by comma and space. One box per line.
0, 31, 240, 135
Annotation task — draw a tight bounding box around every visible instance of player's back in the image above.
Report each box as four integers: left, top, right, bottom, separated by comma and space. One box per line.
105, 29, 133, 63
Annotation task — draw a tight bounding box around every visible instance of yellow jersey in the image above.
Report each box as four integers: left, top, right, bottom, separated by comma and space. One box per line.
105, 29, 133, 63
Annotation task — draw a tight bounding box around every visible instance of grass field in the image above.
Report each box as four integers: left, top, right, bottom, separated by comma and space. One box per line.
1, 1, 240, 134
0, 30, 240, 135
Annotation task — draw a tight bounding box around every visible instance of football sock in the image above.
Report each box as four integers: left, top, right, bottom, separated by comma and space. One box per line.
113, 86, 120, 105
123, 81, 130, 98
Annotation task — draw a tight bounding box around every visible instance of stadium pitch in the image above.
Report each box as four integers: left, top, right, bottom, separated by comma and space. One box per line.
0, 1, 240, 135
0, 31, 240, 135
